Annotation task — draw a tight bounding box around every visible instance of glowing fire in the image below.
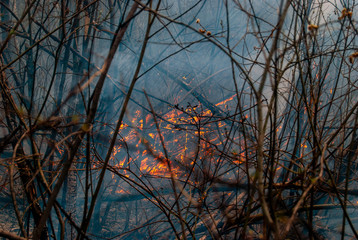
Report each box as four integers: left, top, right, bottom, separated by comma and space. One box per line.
108, 94, 244, 192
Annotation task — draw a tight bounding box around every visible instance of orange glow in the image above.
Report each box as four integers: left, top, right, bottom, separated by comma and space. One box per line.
140, 157, 149, 171
56, 145, 64, 155
233, 151, 245, 165
276, 125, 282, 132
115, 188, 130, 194
145, 114, 151, 124
215, 94, 237, 107
106, 95, 249, 184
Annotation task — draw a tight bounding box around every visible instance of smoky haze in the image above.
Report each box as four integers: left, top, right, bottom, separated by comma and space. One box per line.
1, 0, 358, 239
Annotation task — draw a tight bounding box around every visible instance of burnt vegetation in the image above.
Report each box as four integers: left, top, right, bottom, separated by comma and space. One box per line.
1, 0, 358, 239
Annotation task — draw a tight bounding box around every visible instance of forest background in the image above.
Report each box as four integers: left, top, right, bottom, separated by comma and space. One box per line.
1, 0, 358, 239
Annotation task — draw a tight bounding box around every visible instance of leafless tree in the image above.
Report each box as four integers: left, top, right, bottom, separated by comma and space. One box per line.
1, 0, 358, 239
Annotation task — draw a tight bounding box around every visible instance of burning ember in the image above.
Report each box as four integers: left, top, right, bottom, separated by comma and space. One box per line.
108, 94, 248, 184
